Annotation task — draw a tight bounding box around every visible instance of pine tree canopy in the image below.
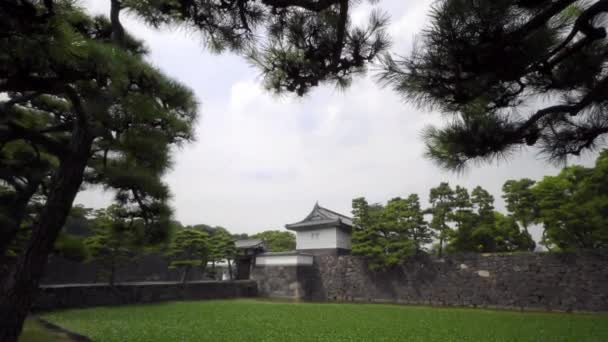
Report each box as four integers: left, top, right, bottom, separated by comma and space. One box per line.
110, 0, 391, 96
1, 1, 197, 256
351, 195, 431, 270
253, 230, 296, 252
532, 150, 608, 250
380, 0, 608, 170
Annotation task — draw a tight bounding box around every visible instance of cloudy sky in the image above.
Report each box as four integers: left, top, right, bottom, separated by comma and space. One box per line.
77, 0, 597, 239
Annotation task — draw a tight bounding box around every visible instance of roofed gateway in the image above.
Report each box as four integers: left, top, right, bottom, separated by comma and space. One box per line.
285, 203, 353, 256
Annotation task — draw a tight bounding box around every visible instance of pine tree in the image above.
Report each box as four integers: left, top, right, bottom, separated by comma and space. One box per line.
352, 195, 431, 270
0, 3, 197, 339
401, 194, 432, 254
380, 0, 608, 170
446, 186, 477, 253
428, 182, 455, 257
167, 229, 210, 284
253, 230, 296, 252
85, 206, 140, 286
351, 197, 388, 270
2, 1, 387, 339
532, 150, 608, 250
502, 179, 538, 235
208, 227, 237, 279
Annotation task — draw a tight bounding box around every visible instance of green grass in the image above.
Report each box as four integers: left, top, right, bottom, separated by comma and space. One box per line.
19, 319, 72, 342
42, 299, 608, 342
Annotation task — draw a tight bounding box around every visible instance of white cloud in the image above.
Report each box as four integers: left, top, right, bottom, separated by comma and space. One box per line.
75, 0, 599, 239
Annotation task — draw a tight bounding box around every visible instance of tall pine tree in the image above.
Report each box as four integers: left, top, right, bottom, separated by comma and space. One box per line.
380, 0, 608, 169
2, 1, 388, 338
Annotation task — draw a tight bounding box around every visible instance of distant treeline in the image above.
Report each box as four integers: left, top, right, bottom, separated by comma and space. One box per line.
352, 151, 608, 270
44, 209, 295, 284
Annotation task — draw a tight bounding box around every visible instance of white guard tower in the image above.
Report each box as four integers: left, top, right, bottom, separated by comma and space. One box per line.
285, 203, 352, 256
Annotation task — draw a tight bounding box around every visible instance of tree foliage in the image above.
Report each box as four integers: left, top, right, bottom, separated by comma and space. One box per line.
84, 205, 145, 285
468, 212, 535, 253
532, 150, 608, 250
253, 230, 296, 252
1, 0, 381, 339
425, 183, 534, 254
120, 0, 390, 96
351, 195, 431, 270
0, 2, 200, 338
502, 178, 538, 236
381, 0, 608, 170
166, 228, 210, 284
208, 227, 237, 279
427, 182, 455, 257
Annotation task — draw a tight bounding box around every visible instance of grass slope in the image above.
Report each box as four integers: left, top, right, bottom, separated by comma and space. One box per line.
43, 300, 608, 342
19, 319, 73, 342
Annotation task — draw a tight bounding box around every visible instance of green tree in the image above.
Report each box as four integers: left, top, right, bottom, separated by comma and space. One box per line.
384, 194, 431, 255
208, 227, 237, 279
2, 0, 387, 338
167, 228, 210, 284
446, 186, 476, 253
53, 205, 94, 261
471, 186, 495, 221
53, 232, 88, 262
0, 4, 196, 337
533, 151, 608, 250
352, 195, 431, 270
84, 205, 142, 286
380, 0, 608, 170
502, 179, 538, 235
351, 197, 388, 270
253, 230, 296, 252
471, 212, 535, 253
428, 182, 455, 257
447, 185, 534, 253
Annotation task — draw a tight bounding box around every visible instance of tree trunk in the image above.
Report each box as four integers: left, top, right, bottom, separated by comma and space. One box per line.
522, 222, 530, 235
0, 126, 93, 342
227, 259, 233, 280
0, 181, 41, 256
109, 262, 116, 287
181, 265, 191, 284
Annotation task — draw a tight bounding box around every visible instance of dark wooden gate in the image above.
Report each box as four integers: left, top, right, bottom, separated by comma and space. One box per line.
236, 257, 252, 280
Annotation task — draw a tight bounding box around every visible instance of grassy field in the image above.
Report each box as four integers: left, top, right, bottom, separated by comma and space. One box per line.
19, 319, 72, 342
42, 300, 608, 342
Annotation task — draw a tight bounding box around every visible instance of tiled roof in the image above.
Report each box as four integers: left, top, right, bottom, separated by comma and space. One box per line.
285, 203, 352, 231
235, 239, 265, 249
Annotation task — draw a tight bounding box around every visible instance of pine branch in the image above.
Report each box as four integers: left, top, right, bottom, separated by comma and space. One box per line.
110, 0, 126, 44
261, 0, 340, 12
0, 122, 68, 157
511, 0, 578, 39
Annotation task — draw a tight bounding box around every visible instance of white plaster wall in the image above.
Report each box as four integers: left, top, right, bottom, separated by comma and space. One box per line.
255, 254, 313, 266
296, 227, 338, 249
336, 229, 351, 250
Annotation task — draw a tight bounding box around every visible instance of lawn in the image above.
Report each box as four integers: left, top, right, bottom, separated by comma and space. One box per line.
19, 319, 73, 342
42, 300, 608, 342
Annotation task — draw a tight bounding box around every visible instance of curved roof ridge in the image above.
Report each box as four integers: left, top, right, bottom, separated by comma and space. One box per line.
316, 204, 352, 221
286, 203, 352, 230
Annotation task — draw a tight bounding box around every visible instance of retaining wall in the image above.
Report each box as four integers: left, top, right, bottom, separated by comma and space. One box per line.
33, 280, 257, 311
312, 252, 608, 312
252, 252, 608, 312
41, 254, 209, 285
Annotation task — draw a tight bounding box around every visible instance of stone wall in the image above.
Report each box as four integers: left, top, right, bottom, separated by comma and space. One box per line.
312, 252, 608, 312
251, 265, 314, 299
41, 254, 208, 284
33, 280, 257, 311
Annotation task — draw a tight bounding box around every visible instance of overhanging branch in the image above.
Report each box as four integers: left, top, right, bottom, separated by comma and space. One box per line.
261, 0, 340, 12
